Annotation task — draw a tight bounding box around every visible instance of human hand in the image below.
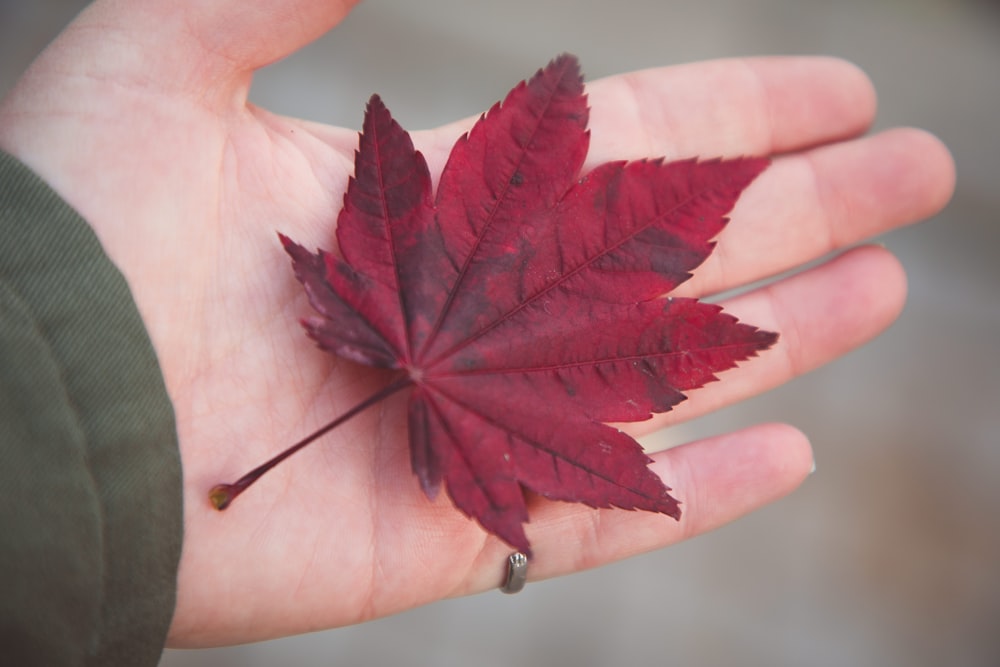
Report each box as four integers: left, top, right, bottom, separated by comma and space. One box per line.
0, 0, 954, 648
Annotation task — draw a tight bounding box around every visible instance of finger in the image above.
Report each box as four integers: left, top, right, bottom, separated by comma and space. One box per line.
676, 127, 955, 298
464, 422, 813, 589
420, 56, 875, 175
586, 56, 877, 162
641, 244, 907, 433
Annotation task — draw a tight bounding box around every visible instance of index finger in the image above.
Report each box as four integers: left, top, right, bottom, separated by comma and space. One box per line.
584, 56, 877, 162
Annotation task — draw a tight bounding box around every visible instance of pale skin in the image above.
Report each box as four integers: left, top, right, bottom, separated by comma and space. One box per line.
0, 0, 954, 649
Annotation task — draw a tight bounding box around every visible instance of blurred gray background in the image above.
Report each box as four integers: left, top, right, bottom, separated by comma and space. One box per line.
3, 1, 998, 665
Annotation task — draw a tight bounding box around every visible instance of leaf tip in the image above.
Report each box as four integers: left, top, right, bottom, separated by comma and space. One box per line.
756, 328, 780, 351
662, 496, 682, 521
740, 155, 772, 183
548, 52, 582, 75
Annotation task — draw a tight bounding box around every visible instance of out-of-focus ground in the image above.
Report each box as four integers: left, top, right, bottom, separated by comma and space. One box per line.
3, 1, 998, 665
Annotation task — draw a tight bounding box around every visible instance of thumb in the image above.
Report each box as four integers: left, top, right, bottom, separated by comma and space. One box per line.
19, 0, 360, 106
0, 0, 360, 211
152, 0, 362, 74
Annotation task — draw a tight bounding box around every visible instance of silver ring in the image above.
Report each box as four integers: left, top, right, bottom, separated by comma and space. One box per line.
500, 552, 528, 594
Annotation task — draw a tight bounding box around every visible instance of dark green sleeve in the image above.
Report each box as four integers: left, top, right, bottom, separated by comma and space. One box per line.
0, 151, 182, 666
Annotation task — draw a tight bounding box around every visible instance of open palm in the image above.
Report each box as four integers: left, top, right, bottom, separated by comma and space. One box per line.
0, 0, 953, 648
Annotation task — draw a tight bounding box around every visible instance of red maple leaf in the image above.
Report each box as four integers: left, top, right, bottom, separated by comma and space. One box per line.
212, 55, 775, 556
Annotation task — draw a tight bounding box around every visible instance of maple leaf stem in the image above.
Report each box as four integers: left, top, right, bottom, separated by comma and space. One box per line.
209, 376, 413, 510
